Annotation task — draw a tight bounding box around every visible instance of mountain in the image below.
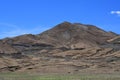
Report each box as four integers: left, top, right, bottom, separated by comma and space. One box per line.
0, 22, 119, 74
37, 22, 116, 48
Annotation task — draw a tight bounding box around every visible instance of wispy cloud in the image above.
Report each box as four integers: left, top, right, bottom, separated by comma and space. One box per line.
111, 11, 120, 16
0, 23, 50, 39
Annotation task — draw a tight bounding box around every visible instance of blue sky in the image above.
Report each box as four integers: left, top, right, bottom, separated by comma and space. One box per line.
0, 0, 120, 39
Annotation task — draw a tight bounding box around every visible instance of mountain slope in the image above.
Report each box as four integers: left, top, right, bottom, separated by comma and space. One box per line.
0, 21, 119, 73
38, 22, 116, 48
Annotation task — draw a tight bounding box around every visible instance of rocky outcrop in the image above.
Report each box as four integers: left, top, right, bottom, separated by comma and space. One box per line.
38, 22, 116, 49
0, 41, 19, 55
0, 21, 119, 73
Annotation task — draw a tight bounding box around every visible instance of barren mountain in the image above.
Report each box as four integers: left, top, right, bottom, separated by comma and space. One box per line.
38, 22, 116, 48
0, 22, 119, 74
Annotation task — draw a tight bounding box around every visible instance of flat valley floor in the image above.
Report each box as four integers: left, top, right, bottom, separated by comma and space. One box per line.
0, 73, 120, 80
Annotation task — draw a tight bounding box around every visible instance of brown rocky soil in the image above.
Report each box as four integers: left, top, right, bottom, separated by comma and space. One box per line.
0, 22, 120, 74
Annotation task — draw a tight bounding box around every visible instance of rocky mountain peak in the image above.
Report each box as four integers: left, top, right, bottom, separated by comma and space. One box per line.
0, 22, 119, 73
38, 22, 116, 48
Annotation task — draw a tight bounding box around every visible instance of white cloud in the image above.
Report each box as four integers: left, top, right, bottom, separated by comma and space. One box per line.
111, 11, 120, 16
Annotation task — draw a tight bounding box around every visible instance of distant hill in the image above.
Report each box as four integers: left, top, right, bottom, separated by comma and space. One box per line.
0, 22, 119, 74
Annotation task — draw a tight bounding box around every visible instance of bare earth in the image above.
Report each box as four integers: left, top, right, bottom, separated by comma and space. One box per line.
0, 22, 120, 74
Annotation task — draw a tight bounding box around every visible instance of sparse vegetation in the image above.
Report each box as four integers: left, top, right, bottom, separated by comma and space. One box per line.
0, 73, 120, 80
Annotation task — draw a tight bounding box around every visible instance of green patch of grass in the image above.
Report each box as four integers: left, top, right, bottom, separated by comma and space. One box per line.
0, 73, 120, 80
